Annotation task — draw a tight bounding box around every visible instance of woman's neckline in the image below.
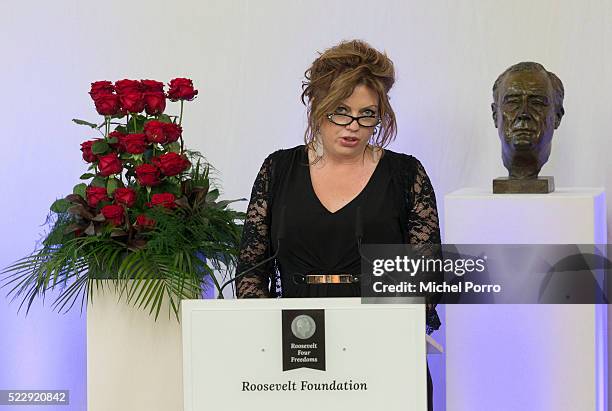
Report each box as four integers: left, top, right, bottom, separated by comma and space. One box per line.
303, 145, 385, 215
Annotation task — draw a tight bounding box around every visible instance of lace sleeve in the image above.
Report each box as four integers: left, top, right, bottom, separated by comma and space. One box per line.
235, 155, 275, 298
408, 160, 441, 245
407, 159, 442, 334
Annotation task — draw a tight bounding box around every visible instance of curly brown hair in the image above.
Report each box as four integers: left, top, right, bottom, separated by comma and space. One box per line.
301, 40, 397, 150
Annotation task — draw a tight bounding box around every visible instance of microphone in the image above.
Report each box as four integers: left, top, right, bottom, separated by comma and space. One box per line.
352, 206, 369, 284
218, 205, 286, 298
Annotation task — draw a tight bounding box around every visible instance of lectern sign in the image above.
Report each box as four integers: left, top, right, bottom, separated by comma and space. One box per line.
282, 310, 326, 371
182, 299, 428, 411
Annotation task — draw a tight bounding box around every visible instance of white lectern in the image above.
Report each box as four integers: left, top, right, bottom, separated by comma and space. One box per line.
87, 291, 442, 411
445, 187, 607, 411
182, 298, 435, 411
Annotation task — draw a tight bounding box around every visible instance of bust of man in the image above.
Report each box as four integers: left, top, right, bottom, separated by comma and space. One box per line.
491, 62, 565, 192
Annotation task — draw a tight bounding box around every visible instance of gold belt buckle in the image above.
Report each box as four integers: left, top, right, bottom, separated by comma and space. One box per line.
305, 274, 355, 284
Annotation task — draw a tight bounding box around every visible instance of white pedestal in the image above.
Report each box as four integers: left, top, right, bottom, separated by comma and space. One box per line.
87, 282, 183, 411
444, 187, 607, 411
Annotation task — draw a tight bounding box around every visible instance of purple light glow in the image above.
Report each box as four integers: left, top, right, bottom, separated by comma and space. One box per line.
0, 289, 86, 411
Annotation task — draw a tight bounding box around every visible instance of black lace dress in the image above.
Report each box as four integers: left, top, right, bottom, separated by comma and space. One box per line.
235, 145, 441, 334
236, 145, 441, 411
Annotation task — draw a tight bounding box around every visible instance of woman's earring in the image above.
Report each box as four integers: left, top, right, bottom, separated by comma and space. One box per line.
313, 130, 324, 158
372, 126, 379, 136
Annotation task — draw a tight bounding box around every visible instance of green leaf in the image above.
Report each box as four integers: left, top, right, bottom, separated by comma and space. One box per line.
91, 176, 106, 188
73, 183, 87, 198
213, 198, 247, 209
157, 114, 173, 124
107, 137, 118, 144
151, 181, 181, 196
91, 141, 110, 155
114, 125, 127, 134
127, 114, 147, 133
50, 198, 71, 213
80, 173, 95, 180
143, 149, 153, 163
205, 189, 219, 203
165, 142, 180, 153
72, 118, 97, 128
107, 178, 120, 196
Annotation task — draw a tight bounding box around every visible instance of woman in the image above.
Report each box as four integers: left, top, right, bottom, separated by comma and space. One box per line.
236, 39, 440, 410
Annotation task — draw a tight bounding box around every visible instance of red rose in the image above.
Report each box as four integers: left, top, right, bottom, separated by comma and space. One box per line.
113, 187, 137, 208
135, 214, 156, 229
114, 79, 143, 95
80, 139, 102, 163
163, 123, 182, 143
98, 153, 123, 176
89, 81, 115, 99
120, 92, 145, 113
86, 186, 110, 208
108, 130, 127, 151
143, 120, 167, 144
149, 193, 176, 209
141, 79, 164, 92
152, 152, 191, 176
135, 163, 160, 186
93, 94, 121, 116
143, 92, 166, 115
122, 133, 148, 154
101, 204, 125, 226
167, 78, 198, 101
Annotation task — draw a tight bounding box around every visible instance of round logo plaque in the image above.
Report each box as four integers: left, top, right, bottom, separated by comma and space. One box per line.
290, 315, 316, 340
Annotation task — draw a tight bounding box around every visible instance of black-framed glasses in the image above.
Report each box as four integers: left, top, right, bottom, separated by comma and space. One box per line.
326, 113, 380, 128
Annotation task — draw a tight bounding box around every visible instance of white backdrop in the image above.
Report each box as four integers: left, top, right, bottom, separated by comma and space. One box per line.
1, 1, 611, 410
1, 0, 610, 246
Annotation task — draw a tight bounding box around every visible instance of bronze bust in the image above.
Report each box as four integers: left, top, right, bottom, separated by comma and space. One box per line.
491, 62, 565, 193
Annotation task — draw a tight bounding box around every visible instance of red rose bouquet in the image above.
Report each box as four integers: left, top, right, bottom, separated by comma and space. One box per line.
2, 78, 243, 319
